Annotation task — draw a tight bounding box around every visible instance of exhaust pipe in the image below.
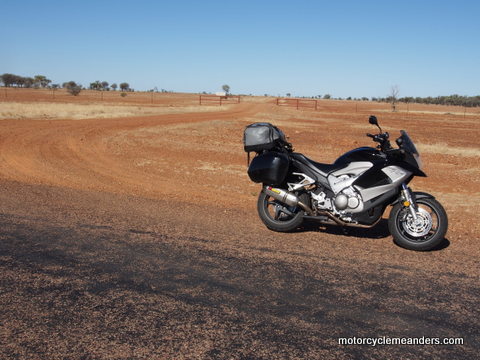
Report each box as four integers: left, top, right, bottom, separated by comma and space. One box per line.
264, 186, 380, 228
264, 186, 314, 215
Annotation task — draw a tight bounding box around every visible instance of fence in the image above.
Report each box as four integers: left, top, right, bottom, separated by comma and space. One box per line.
0, 87, 199, 106
199, 95, 241, 106
276, 98, 318, 110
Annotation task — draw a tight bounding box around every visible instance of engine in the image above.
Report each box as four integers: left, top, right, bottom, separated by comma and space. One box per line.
334, 186, 362, 211
286, 172, 364, 215
311, 185, 363, 215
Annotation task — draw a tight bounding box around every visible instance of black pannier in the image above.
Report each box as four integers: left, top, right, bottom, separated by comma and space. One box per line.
243, 122, 286, 152
247, 152, 289, 185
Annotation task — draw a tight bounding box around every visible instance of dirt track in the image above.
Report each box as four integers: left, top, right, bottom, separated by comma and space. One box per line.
0, 92, 478, 359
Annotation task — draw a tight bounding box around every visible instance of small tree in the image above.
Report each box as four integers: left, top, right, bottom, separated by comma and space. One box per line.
90, 80, 101, 90
23, 77, 34, 88
286, 93, 291, 97
101, 81, 109, 91
390, 85, 399, 112
111, 83, 118, 91
34, 75, 51, 88
64, 81, 82, 96
323, 94, 331, 99
120, 82, 129, 91
222, 84, 230, 95
1, 73, 17, 87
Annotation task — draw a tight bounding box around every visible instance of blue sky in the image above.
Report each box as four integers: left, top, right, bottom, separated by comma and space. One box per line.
1, 0, 479, 98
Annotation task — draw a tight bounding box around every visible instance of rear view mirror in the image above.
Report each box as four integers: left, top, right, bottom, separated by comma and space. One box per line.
369, 115, 378, 126
369, 115, 382, 132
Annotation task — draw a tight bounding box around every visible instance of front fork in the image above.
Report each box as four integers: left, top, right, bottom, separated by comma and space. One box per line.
401, 183, 418, 220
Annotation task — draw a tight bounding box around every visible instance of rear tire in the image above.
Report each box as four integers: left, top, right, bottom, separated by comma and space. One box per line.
388, 197, 448, 251
257, 189, 305, 232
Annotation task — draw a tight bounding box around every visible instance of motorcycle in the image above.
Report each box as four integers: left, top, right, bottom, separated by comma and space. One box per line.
243, 115, 448, 251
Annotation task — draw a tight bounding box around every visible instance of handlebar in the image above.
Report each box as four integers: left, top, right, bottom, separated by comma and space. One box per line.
366, 132, 393, 151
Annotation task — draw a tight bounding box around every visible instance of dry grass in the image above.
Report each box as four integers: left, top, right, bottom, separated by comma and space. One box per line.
417, 142, 480, 157
0, 101, 228, 120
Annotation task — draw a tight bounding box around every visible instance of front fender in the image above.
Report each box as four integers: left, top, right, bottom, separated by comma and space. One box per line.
412, 191, 435, 200
391, 191, 435, 206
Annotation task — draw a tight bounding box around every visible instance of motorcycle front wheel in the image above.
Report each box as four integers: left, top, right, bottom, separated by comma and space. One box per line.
257, 189, 305, 232
388, 197, 448, 251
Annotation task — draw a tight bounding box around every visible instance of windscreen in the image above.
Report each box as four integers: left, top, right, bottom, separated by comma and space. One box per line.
400, 130, 419, 155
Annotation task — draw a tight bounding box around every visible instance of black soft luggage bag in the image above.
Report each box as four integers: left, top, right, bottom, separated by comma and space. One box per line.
243, 123, 286, 152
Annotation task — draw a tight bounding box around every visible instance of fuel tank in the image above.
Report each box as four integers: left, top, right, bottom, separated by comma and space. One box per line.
334, 147, 385, 165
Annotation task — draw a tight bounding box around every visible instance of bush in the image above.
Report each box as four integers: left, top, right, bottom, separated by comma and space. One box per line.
64, 81, 82, 96
120, 92, 127, 97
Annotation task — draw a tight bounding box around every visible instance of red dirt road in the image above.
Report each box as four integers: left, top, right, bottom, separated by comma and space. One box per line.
0, 93, 478, 359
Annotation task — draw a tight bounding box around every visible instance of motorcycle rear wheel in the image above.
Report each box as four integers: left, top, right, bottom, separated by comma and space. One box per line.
257, 190, 305, 232
388, 197, 448, 251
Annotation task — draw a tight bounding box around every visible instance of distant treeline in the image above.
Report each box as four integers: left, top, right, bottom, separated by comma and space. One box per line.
0, 73, 55, 88
2, 73, 480, 107
0, 73, 132, 92
375, 95, 480, 108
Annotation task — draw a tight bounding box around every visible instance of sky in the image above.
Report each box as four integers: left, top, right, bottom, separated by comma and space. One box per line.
1, 0, 479, 98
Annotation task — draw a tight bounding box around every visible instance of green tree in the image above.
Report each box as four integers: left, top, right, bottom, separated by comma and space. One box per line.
89, 80, 101, 90
323, 94, 331, 99
120, 82, 129, 91
222, 84, 230, 94
24, 77, 34, 88
34, 75, 51, 88
111, 83, 118, 91
1, 73, 17, 87
64, 81, 82, 96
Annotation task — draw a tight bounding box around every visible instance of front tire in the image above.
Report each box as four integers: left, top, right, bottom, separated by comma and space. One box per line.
257, 189, 305, 232
388, 197, 448, 251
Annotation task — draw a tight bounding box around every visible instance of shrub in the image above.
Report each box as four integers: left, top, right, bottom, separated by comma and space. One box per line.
64, 81, 82, 96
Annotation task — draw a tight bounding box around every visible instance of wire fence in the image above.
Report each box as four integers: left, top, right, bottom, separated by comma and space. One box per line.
276, 98, 318, 110
1, 88, 478, 119
274, 97, 480, 119
0, 87, 200, 106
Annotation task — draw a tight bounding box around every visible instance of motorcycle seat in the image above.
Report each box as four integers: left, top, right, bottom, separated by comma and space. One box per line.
290, 153, 344, 176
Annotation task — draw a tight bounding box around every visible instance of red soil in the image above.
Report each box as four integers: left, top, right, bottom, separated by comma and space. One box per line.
0, 89, 478, 359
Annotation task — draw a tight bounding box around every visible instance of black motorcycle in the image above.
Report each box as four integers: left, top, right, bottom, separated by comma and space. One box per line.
243, 115, 448, 251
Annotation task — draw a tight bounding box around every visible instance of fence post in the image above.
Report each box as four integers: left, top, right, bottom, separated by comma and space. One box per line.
296, 99, 299, 110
